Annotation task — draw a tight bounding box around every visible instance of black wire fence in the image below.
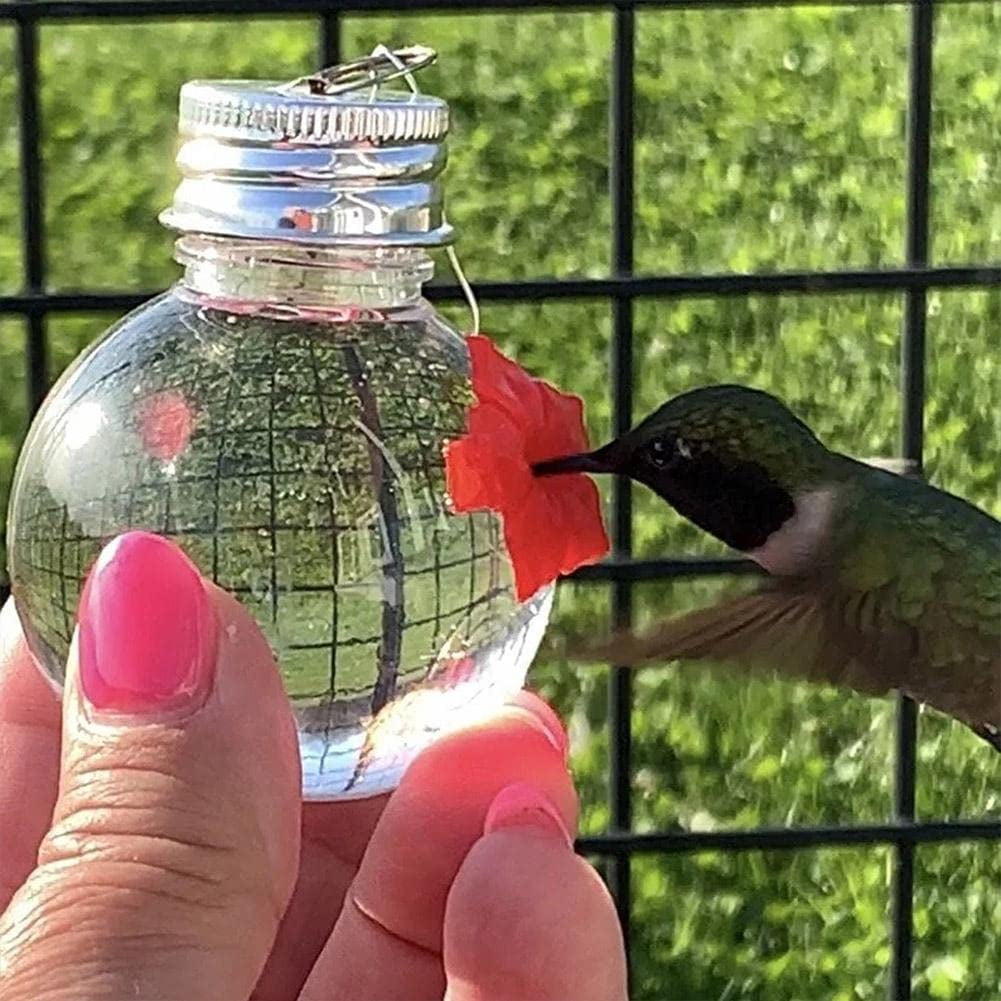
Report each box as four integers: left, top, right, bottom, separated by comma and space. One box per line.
1, 2, 999, 999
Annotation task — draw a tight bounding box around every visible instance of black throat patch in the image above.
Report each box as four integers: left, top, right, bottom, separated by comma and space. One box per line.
631, 449, 796, 552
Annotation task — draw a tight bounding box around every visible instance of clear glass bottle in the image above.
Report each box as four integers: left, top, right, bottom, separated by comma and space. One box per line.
6, 48, 553, 799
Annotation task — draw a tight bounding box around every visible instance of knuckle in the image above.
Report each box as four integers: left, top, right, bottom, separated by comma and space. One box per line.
0, 872, 226, 999
37, 738, 279, 919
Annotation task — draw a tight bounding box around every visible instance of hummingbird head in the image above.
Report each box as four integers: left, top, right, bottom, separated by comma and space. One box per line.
533, 384, 834, 554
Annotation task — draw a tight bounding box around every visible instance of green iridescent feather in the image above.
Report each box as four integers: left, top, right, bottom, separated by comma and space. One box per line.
549, 385, 1001, 750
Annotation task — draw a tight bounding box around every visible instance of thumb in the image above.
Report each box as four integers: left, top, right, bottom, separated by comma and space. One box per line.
0, 532, 301, 1001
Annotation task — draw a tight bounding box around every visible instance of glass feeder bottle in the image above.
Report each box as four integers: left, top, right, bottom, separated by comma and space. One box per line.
6, 47, 553, 800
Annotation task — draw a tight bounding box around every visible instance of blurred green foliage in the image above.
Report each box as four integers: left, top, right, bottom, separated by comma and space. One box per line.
1, 4, 999, 998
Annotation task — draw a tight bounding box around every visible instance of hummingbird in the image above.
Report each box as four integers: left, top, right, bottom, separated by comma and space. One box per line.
533, 384, 1001, 751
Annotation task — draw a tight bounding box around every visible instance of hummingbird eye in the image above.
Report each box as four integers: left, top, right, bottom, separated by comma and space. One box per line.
647, 436, 674, 468
646, 434, 697, 470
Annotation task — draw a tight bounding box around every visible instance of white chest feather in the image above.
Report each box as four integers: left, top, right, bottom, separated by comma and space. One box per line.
747, 486, 839, 575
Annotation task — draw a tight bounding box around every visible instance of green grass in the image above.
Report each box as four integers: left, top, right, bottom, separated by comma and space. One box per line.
1, 5, 999, 998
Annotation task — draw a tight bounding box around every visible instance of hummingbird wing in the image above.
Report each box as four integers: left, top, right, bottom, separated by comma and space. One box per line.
567, 574, 1000, 751
568, 581, 917, 700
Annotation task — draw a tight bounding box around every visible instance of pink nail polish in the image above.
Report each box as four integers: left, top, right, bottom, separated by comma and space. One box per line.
507, 690, 570, 759
483, 782, 574, 849
78, 532, 216, 716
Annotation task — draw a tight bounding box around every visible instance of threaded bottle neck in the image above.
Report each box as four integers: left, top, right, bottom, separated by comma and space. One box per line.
176, 235, 436, 311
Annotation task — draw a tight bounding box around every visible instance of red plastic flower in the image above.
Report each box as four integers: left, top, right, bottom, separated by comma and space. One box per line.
445, 335, 610, 602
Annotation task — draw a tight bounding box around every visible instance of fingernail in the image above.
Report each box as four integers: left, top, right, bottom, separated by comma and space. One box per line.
507, 690, 569, 759
78, 532, 216, 717
483, 782, 574, 849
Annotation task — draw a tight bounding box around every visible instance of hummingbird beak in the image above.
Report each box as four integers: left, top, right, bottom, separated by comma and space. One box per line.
532, 442, 620, 477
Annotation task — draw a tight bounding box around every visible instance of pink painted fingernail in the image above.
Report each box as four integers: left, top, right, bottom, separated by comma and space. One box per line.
483, 782, 574, 849
78, 532, 216, 718
507, 689, 569, 759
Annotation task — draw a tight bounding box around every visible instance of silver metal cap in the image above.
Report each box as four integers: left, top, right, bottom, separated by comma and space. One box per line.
160, 45, 454, 246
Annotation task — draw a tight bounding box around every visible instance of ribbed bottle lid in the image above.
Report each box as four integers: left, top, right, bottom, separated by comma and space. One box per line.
160, 45, 454, 246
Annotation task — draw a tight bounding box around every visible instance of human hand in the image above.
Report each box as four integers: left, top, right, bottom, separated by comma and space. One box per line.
0, 531, 626, 1000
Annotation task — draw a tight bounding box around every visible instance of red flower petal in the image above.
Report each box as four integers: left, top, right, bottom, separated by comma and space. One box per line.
444, 334, 610, 603
444, 437, 492, 511
549, 476, 610, 574
467, 335, 545, 431
502, 485, 564, 603
448, 403, 531, 512
533, 378, 590, 461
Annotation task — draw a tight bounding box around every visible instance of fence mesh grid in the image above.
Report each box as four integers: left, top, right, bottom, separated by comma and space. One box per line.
1, 2, 999, 998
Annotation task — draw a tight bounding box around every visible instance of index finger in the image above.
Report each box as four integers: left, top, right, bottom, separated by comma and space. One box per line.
251, 796, 388, 1001
300, 692, 575, 1001
0, 598, 62, 911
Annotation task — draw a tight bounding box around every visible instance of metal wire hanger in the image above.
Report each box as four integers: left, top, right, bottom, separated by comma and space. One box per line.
280, 44, 481, 335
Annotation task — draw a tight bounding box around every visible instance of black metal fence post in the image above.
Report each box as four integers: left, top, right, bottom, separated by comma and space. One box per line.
890, 2, 935, 998
609, 1, 636, 981
319, 11, 341, 68
15, 13, 47, 414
